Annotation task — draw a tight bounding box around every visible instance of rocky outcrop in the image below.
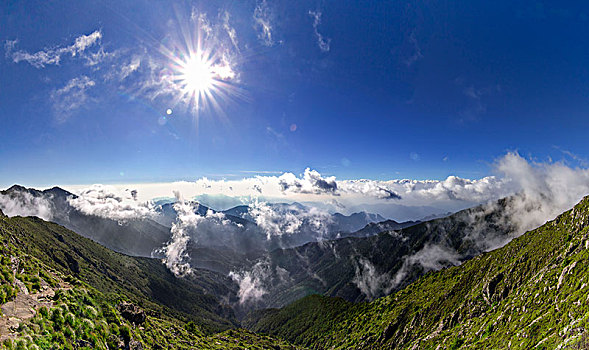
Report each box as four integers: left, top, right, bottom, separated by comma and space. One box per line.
117, 302, 146, 325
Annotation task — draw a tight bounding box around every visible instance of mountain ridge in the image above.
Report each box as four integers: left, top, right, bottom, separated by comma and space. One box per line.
243, 194, 589, 349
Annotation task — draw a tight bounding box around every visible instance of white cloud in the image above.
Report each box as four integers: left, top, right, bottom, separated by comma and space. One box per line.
253, 0, 275, 46
71, 31, 103, 56
340, 180, 402, 200
50, 76, 96, 121
308, 10, 331, 52
249, 201, 302, 239
391, 243, 462, 290
248, 201, 332, 240
404, 31, 423, 67
222, 11, 239, 50
193, 11, 213, 37
493, 152, 589, 234
67, 184, 156, 222
156, 190, 242, 276
352, 258, 395, 300
228, 259, 293, 305
229, 260, 271, 304
158, 193, 199, 276
279, 168, 338, 195
7, 30, 103, 68
0, 192, 53, 221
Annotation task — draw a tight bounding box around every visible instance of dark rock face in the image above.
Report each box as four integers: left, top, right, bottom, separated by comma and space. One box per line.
118, 302, 146, 325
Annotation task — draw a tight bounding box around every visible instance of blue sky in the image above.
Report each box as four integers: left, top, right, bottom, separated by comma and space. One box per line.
2, 0, 589, 189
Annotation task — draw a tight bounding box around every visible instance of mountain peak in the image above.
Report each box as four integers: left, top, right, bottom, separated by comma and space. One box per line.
42, 186, 73, 198
6, 184, 28, 192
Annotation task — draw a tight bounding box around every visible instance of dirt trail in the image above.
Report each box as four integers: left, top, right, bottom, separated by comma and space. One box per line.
0, 261, 70, 341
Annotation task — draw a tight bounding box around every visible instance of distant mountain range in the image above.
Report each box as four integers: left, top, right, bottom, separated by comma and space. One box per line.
0, 185, 418, 273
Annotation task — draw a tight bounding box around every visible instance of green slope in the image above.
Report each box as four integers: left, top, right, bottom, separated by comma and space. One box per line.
0, 214, 236, 333
0, 212, 302, 349
244, 195, 589, 349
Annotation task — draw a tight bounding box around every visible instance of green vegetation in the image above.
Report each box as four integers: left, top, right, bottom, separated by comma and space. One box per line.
0, 213, 301, 349
0, 256, 16, 305
0, 215, 236, 333
245, 195, 589, 349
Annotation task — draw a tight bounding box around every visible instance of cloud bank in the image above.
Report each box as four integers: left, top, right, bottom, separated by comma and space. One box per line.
60, 152, 589, 224
350, 152, 589, 299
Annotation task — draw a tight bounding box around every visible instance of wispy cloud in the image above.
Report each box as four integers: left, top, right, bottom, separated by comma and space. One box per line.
229, 259, 292, 305
353, 258, 396, 299
554, 146, 589, 167
222, 11, 239, 50
457, 82, 501, 122
404, 31, 422, 66
50, 76, 96, 122
229, 260, 271, 304
6, 30, 103, 68
308, 10, 331, 52
253, 0, 275, 46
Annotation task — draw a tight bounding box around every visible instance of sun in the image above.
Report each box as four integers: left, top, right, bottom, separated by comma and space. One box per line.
167, 45, 238, 117
178, 52, 214, 95
157, 12, 243, 119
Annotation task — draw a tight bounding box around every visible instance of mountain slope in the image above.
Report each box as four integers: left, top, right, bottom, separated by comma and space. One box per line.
0, 213, 237, 333
244, 195, 589, 349
0, 212, 302, 349
233, 196, 524, 309
1, 185, 171, 257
